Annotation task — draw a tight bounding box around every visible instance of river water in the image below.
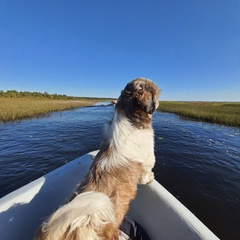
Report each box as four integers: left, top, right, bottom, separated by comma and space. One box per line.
0, 105, 239, 240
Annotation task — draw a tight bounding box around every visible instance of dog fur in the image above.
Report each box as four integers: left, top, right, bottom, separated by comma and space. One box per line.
34, 78, 160, 240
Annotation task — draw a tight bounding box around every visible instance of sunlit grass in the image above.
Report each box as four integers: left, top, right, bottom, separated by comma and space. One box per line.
158, 101, 240, 128
0, 98, 98, 122
2, 98, 239, 127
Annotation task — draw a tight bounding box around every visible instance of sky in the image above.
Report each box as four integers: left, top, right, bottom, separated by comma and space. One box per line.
0, 0, 239, 101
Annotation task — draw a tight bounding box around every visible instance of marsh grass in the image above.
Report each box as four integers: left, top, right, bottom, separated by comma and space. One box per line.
0, 98, 98, 122
158, 101, 240, 128
2, 98, 239, 127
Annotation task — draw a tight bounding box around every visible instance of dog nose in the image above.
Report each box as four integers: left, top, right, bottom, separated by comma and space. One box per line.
147, 102, 155, 114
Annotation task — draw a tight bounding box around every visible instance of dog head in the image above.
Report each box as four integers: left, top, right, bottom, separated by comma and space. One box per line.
116, 78, 160, 128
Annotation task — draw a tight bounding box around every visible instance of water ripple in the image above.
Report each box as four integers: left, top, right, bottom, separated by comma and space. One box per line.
0, 107, 239, 239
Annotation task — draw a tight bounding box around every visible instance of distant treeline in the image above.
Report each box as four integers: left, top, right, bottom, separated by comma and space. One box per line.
0, 90, 111, 101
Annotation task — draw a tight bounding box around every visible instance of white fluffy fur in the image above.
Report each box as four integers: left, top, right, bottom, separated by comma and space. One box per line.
40, 192, 115, 240
101, 111, 155, 184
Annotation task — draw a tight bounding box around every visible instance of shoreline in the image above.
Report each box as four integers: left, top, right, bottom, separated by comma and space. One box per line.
0, 98, 99, 122
157, 101, 240, 128
1, 98, 239, 128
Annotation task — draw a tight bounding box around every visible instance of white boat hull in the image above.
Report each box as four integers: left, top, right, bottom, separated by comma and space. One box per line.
0, 151, 219, 240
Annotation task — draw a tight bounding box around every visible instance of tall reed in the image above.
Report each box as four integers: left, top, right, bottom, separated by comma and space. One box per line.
0, 98, 97, 122
158, 101, 240, 128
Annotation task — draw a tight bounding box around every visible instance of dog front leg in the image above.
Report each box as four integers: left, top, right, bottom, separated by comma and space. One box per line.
139, 169, 155, 184
138, 152, 155, 184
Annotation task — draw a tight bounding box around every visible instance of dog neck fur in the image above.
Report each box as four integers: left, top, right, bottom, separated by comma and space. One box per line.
98, 108, 155, 171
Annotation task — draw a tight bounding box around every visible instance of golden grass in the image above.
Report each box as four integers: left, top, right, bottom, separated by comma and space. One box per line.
2, 98, 239, 127
0, 98, 98, 122
158, 101, 240, 128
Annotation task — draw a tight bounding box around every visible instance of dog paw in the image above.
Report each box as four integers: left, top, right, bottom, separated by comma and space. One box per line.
139, 171, 154, 184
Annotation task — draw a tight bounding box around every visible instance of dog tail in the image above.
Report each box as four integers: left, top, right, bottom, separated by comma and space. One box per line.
35, 191, 115, 240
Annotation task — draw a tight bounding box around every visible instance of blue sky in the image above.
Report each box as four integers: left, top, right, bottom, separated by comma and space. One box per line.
0, 0, 239, 101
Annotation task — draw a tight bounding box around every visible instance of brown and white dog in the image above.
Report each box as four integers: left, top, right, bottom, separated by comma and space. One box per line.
34, 78, 160, 240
